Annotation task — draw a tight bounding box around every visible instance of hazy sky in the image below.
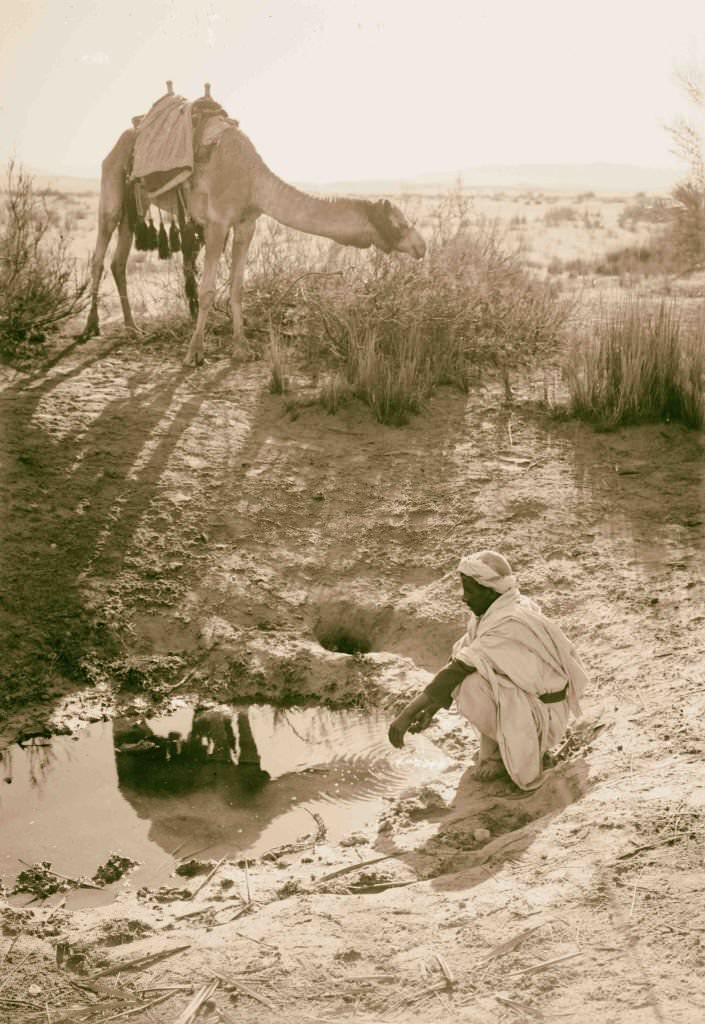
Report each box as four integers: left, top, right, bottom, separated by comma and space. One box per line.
2, 0, 704, 183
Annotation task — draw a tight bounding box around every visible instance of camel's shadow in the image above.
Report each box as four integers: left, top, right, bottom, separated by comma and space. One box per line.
0, 338, 237, 740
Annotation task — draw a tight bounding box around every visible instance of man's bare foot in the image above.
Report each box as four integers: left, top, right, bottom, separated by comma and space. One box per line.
473, 756, 507, 781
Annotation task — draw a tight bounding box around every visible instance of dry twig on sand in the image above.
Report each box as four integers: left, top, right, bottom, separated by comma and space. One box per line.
209, 903, 255, 929
173, 979, 220, 1024
481, 922, 548, 963
314, 855, 396, 886
433, 952, 455, 987
495, 995, 545, 1020
393, 980, 453, 1011
507, 951, 582, 977
0, 951, 34, 994
617, 830, 692, 861
385, 955, 456, 1015
102, 990, 175, 1021
348, 879, 415, 894
188, 857, 227, 900
211, 972, 277, 1011
2, 935, 21, 963
89, 944, 191, 980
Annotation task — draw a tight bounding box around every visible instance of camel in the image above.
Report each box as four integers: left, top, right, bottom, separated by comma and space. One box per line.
80, 106, 426, 366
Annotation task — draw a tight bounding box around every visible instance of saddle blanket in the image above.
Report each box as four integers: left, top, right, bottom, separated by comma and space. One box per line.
132, 93, 193, 197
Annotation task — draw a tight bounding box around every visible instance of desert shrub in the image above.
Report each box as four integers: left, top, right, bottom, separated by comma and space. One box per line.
668, 181, 705, 269
564, 298, 705, 428
543, 205, 577, 226
551, 233, 673, 281
665, 66, 705, 271
618, 196, 671, 229
548, 257, 592, 277
581, 210, 603, 230
0, 163, 88, 359
267, 327, 290, 394
593, 240, 670, 277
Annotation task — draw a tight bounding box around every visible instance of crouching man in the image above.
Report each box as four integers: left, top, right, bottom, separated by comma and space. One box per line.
388, 550, 589, 791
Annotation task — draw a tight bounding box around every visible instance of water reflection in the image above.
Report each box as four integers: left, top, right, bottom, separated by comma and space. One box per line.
2, 740, 57, 790
113, 706, 413, 859
0, 705, 450, 905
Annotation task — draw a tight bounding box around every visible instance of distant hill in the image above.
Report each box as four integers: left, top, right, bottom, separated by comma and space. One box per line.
30, 170, 101, 194
0, 166, 101, 194
306, 163, 682, 196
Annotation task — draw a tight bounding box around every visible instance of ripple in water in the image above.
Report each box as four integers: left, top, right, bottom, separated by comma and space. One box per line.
0, 704, 452, 907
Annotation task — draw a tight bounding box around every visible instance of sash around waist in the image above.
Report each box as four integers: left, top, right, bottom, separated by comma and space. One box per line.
537, 682, 568, 704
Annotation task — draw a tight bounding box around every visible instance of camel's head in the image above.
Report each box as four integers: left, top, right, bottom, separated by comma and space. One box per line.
368, 199, 426, 258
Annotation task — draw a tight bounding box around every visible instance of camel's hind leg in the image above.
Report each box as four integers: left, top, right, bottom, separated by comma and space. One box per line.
229, 217, 257, 349
183, 221, 229, 367
78, 209, 120, 341
110, 215, 137, 333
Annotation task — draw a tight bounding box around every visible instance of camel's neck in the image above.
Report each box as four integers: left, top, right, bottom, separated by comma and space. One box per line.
253, 168, 376, 248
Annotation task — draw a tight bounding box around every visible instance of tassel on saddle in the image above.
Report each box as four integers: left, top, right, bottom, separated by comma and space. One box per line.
168, 220, 181, 252
126, 178, 188, 258
146, 215, 158, 250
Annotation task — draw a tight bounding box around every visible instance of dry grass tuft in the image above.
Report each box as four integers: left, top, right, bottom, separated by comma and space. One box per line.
564, 297, 705, 429
237, 189, 570, 424
267, 328, 290, 394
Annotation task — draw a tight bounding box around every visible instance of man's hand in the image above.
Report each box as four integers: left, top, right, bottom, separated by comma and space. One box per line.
388, 701, 441, 748
388, 712, 412, 748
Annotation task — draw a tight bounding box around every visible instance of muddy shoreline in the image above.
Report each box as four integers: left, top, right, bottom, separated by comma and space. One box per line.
2, 332, 704, 1022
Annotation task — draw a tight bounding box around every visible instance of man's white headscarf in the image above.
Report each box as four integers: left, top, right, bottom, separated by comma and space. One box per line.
458, 549, 517, 594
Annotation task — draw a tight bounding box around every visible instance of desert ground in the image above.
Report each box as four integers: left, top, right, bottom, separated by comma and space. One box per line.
1, 183, 704, 1024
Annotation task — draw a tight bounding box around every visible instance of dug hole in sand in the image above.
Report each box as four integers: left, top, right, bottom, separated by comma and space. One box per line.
1, 337, 704, 1023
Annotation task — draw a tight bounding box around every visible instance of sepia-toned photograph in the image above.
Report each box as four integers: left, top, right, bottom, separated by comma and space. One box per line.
1, 2, 704, 1021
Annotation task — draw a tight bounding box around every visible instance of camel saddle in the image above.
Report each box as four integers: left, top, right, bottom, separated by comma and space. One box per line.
131, 83, 238, 200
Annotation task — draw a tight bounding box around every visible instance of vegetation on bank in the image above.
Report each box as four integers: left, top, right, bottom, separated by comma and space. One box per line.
0, 163, 88, 360
244, 191, 570, 424
564, 298, 705, 430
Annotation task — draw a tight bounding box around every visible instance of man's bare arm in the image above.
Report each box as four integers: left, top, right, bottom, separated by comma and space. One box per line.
388, 661, 472, 748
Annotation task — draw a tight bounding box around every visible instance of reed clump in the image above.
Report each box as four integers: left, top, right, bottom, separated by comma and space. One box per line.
564, 297, 705, 429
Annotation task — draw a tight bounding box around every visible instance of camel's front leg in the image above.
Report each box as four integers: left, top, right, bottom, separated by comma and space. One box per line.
183, 221, 228, 367
77, 209, 120, 341
229, 217, 256, 353
110, 215, 137, 333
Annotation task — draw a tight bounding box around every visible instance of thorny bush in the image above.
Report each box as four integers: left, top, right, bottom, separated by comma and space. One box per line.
0, 162, 88, 359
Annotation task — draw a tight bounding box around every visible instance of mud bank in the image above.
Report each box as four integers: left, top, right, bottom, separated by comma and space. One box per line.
1, 332, 704, 1022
